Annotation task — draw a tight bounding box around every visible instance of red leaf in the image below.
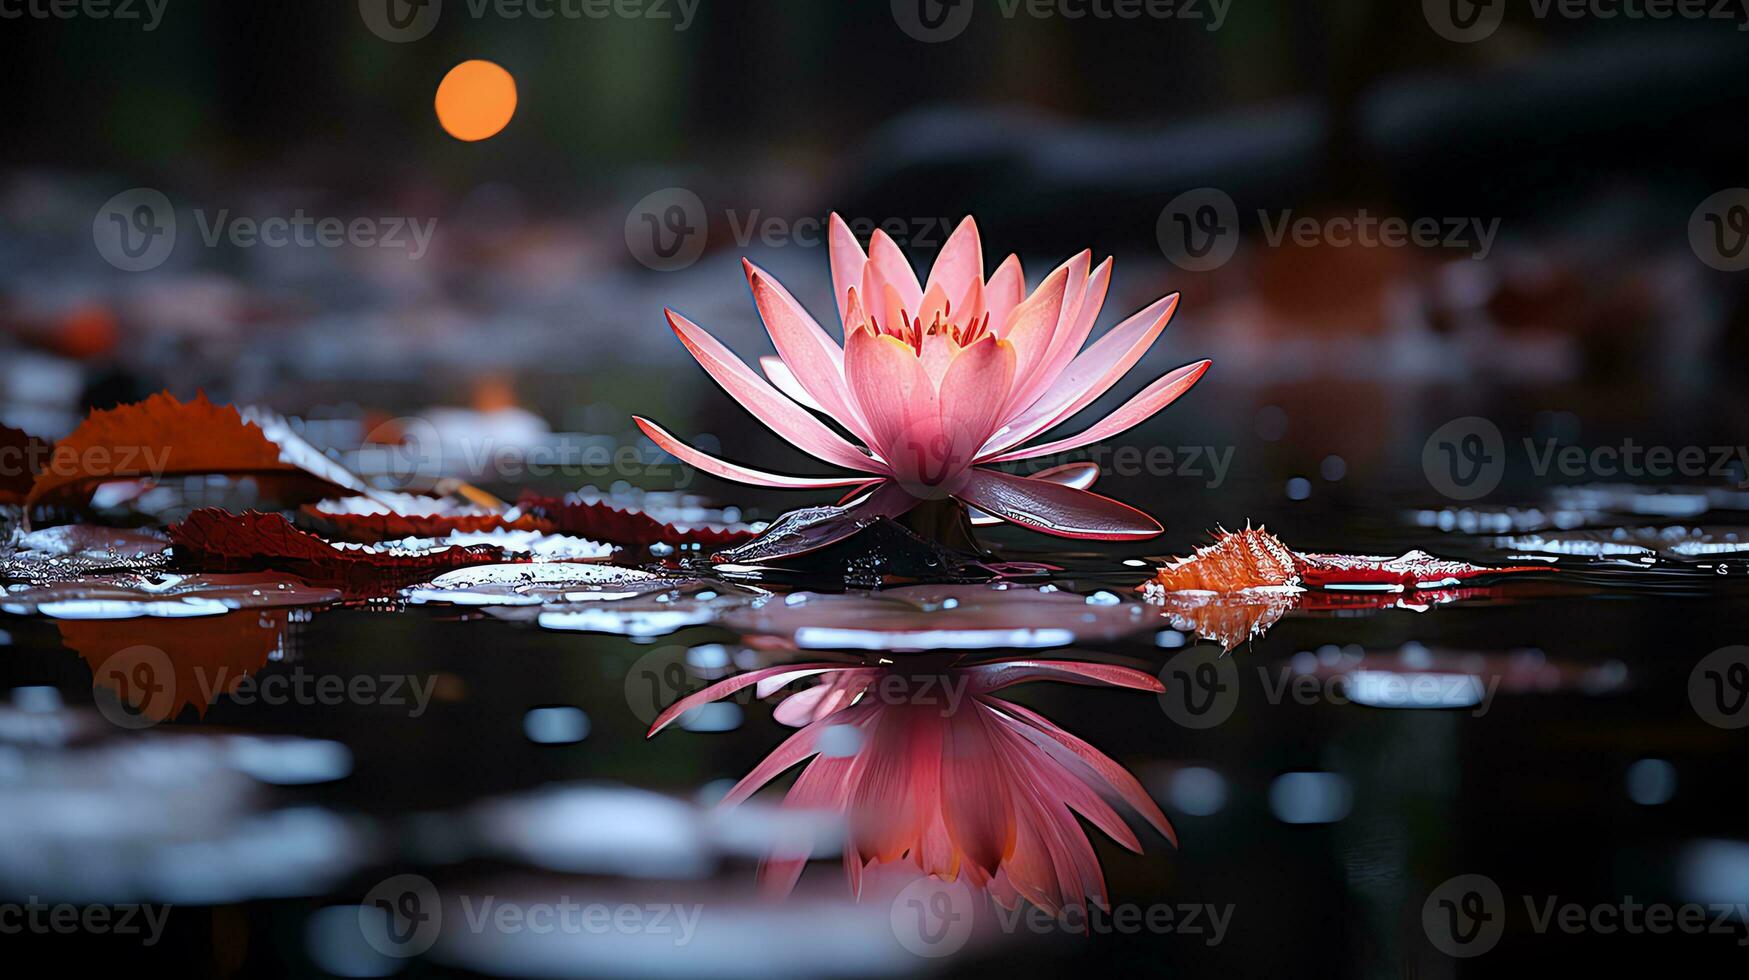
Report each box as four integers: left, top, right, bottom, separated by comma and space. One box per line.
517, 493, 757, 548
300, 497, 554, 543
168, 508, 511, 593
1295, 551, 1546, 590
25, 391, 367, 517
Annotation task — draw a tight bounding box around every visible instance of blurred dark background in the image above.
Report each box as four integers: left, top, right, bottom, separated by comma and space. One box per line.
4, 1, 1748, 541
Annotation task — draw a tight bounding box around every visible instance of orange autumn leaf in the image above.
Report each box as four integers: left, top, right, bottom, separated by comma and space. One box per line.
1140, 525, 1545, 597
1143, 525, 1301, 593
24, 391, 366, 516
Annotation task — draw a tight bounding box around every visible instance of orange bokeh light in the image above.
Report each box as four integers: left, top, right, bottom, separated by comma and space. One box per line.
435, 60, 518, 142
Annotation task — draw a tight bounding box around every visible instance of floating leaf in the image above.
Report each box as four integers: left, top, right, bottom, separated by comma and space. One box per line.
300, 492, 553, 543
2, 571, 340, 618
404, 562, 687, 606
24, 392, 372, 518
517, 491, 759, 549
168, 509, 509, 593
1140, 527, 1544, 598
1295, 551, 1546, 591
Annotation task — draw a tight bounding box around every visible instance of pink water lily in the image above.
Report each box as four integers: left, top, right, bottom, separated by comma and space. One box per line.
635, 214, 1210, 540
648, 657, 1177, 912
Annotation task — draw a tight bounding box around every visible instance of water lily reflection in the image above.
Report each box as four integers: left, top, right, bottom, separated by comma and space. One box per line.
649, 656, 1175, 916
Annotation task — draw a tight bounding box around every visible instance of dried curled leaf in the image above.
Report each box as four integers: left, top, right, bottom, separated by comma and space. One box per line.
24, 391, 370, 516
1142, 525, 1300, 593
168, 508, 510, 593
1141, 526, 1544, 598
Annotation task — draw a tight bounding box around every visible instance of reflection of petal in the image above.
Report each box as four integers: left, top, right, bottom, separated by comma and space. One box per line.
650, 656, 1175, 913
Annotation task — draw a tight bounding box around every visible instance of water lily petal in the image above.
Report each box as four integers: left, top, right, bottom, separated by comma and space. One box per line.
966, 461, 1097, 525
759, 356, 825, 412
984, 359, 1210, 464
845, 329, 942, 486
981, 292, 1179, 457
998, 260, 1072, 401
867, 228, 922, 313
1009, 256, 1111, 414
743, 263, 875, 444
828, 212, 868, 329
985, 254, 1026, 333
954, 468, 1163, 540
938, 336, 1017, 462
926, 216, 983, 311
634, 417, 876, 490
666, 309, 881, 474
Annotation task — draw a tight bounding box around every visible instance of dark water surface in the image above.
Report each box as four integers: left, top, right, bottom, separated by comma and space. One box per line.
4, 477, 1749, 979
